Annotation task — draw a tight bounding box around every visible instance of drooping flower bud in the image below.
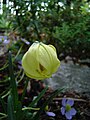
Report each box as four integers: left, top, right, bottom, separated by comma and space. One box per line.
22, 41, 60, 80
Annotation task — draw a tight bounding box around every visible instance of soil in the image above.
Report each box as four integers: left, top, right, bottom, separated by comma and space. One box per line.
40, 91, 90, 120
22, 80, 90, 120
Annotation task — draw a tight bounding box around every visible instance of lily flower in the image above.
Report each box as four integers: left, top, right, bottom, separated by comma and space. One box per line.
22, 41, 60, 80
61, 98, 77, 120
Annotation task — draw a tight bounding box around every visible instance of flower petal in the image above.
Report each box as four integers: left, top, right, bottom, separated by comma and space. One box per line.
22, 42, 60, 80
65, 111, 72, 120
61, 107, 65, 115
46, 112, 56, 117
38, 43, 60, 75
62, 98, 67, 106
70, 108, 77, 115
3, 39, 10, 44
67, 99, 74, 106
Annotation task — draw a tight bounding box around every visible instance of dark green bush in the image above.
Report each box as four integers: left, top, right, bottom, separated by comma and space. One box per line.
5, 0, 90, 58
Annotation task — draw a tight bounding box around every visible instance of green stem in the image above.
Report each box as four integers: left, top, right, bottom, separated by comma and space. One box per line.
22, 107, 40, 111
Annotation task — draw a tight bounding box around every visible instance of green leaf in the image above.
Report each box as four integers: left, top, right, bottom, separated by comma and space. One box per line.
16, 101, 23, 120
29, 86, 48, 108
8, 51, 18, 111
21, 79, 29, 102
0, 95, 6, 113
33, 87, 64, 120
7, 95, 16, 120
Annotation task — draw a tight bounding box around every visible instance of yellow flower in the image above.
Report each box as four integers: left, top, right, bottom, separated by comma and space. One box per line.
22, 41, 60, 80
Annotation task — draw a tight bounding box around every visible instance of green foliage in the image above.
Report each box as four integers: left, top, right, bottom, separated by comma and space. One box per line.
1, 0, 90, 58
0, 17, 11, 29
0, 7, 13, 31
7, 95, 16, 120
37, 0, 90, 58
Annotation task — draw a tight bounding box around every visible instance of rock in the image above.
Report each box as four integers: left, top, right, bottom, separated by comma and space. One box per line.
45, 61, 90, 96
78, 59, 90, 67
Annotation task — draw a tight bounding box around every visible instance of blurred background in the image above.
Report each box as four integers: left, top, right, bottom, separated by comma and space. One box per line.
0, 0, 90, 59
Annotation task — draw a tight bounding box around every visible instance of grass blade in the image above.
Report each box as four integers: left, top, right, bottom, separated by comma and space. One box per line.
29, 86, 48, 107
8, 51, 18, 110
21, 79, 29, 102
0, 95, 6, 113
16, 101, 23, 120
7, 95, 16, 120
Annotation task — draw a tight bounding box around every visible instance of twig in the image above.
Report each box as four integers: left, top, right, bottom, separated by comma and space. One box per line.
53, 97, 89, 102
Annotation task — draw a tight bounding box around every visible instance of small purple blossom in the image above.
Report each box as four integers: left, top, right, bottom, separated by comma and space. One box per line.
0, 36, 10, 45
61, 98, 77, 120
46, 111, 56, 117
21, 38, 30, 45
3, 39, 10, 44
18, 61, 22, 69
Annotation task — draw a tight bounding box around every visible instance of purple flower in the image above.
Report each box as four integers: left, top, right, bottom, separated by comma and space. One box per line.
61, 98, 77, 120
46, 111, 56, 117
18, 61, 22, 69
21, 38, 30, 45
3, 39, 10, 44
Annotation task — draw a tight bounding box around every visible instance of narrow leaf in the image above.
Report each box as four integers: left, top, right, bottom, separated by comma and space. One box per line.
29, 86, 48, 107
7, 95, 16, 120
16, 101, 23, 120
0, 95, 6, 113
8, 51, 18, 110
21, 79, 29, 102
